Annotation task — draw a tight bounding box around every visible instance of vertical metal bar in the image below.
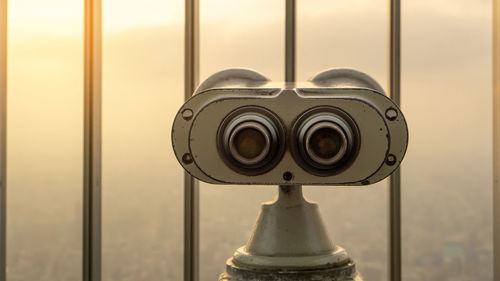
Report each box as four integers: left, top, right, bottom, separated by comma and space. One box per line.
493, 0, 500, 279
184, 0, 199, 280
285, 0, 296, 82
0, 0, 6, 280
83, 0, 102, 279
388, 0, 401, 280
388, 169, 401, 280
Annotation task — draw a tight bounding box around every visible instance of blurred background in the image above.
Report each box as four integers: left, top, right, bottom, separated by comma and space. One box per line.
5, 0, 493, 280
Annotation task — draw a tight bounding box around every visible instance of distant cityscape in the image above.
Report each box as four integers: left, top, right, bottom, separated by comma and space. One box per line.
4, 1, 493, 279
6, 170, 493, 281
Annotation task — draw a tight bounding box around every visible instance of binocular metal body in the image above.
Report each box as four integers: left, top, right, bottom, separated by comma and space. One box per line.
172, 68, 409, 281
172, 68, 408, 186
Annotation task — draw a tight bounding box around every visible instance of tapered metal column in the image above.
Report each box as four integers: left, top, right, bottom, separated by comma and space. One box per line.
285, 0, 296, 82
83, 0, 102, 280
0, 1, 6, 280
184, 0, 199, 280
388, 0, 401, 280
493, 0, 500, 279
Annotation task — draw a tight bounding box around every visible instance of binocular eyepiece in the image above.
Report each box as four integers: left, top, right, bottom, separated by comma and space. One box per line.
219, 106, 359, 177
219, 108, 284, 176
293, 107, 359, 176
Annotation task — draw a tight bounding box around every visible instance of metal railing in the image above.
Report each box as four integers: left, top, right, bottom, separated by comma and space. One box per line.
388, 0, 401, 280
83, 0, 102, 280
0, 0, 6, 280
285, 0, 296, 83
493, 0, 500, 280
184, 0, 200, 280
0, 1, 497, 281
0, 1, 406, 281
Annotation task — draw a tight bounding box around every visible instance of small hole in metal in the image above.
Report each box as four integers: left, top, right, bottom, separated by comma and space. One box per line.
386, 154, 397, 166
385, 108, 398, 121
182, 109, 194, 120
182, 153, 193, 164
283, 171, 293, 181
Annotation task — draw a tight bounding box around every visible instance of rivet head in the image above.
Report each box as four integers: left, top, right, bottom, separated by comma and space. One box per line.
282, 171, 293, 181
182, 153, 193, 164
182, 109, 194, 121
385, 108, 398, 121
386, 154, 397, 166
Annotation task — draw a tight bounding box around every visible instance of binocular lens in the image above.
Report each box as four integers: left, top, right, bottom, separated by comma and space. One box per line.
229, 122, 270, 165
294, 108, 358, 174
304, 122, 347, 166
219, 108, 283, 174
309, 126, 342, 159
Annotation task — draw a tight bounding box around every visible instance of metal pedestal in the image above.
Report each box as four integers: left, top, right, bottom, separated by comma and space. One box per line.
218, 185, 364, 281
219, 259, 363, 281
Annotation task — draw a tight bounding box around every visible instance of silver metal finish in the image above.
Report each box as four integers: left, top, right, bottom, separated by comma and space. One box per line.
218, 185, 363, 281
83, 0, 102, 279
295, 110, 357, 171
303, 121, 348, 166
219, 109, 284, 176
184, 0, 199, 280
493, 0, 500, 279
196, 68, 268, 94
172, 69, 408, 186
228, 121, 271, 166
285, 0, 295, 82
388, 0, 402, 280
236, 184, 341, 268
0, 1, 6, 280
310, 68, 385, 94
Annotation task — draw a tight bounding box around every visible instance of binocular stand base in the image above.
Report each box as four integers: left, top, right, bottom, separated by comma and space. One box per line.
219, 259, 363, 281
217, 185, 363, 281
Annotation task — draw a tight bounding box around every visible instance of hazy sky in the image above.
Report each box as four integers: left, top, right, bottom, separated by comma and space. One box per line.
7, 0, 492, 32
4, 0, 495, 280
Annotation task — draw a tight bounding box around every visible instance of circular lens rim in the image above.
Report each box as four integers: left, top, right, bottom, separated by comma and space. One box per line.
218, 106, 285, 176
291, 106, 360, 176
304, 121, 348, 166
228, 121, 271, 166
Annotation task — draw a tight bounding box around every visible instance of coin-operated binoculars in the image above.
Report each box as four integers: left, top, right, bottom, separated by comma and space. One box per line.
172, 68, 408, 281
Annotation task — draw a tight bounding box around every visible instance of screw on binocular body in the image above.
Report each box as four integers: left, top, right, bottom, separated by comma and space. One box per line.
386, 154, 397, 165
182, 153, 193, 164
385, 107, 398, 121
181, 108, 194, 120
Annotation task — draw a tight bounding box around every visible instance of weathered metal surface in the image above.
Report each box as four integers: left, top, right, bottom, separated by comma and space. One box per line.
219, 258, 362, 281
172, 68, 407, 281
218, 185, 363, 281
171, 68, 408, 186
233, 186, 348, 269
310, 68, 384, 93
196, 68, 269, 94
